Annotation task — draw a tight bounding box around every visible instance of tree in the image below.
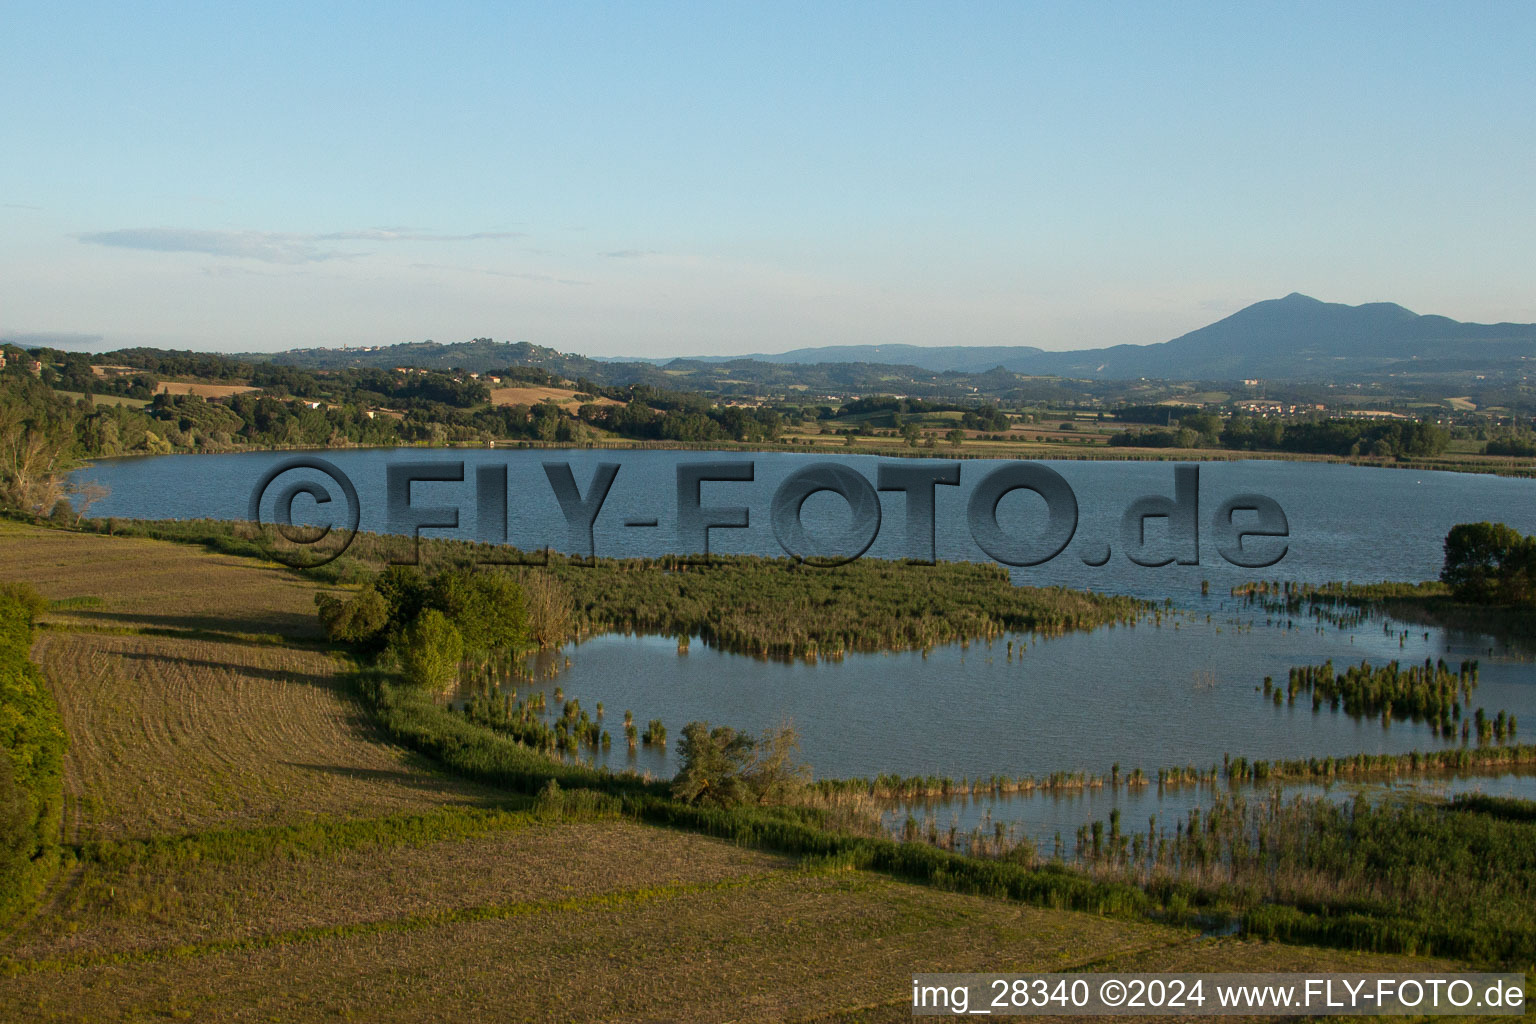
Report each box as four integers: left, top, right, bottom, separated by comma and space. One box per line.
373, 565, 428, 636
742, 723, 808, 804
393, 608, 463, 691
518, 570, 571, 648
1441, 522, 1536, 604
946, 428, 966, 449
427, 569, 528, 656
315, 588, 390, 645
66, 481, 110, 522
672, 722, 754, 807
672, 721, 808, 808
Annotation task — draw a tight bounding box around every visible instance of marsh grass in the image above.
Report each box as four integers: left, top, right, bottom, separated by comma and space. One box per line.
83, 518, 1151, 657
1070, 790, 1536, 963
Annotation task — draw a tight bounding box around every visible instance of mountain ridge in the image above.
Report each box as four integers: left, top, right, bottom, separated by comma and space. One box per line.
680, 293, 1536, 378
220, 294, 1536, 383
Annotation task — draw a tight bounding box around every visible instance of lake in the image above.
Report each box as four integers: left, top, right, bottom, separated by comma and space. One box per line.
69, 447, 1536, 598
71, 448, 1536, 847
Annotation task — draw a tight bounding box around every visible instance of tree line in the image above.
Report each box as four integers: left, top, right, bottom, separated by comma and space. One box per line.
1110, 414, 1449, 457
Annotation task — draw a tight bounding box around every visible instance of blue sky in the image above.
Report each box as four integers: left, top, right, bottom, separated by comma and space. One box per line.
3, 2, 1534, 356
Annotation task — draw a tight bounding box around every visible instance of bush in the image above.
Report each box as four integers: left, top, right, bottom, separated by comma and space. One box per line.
673, 723, 755, 807
428, 569, 528, 656
0, 582, 48, 627
672, 722, 809, 808
0, 588, 66, 923
393, 608, 464, 691
519, 570, 572, 648
315, 587, 389, 645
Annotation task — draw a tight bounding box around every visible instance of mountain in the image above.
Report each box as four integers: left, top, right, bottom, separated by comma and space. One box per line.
1012, 293, 1536, 379
677, 294, 1536, 380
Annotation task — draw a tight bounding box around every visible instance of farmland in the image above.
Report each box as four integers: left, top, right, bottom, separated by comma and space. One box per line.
490, 384, 623, 409
0, 523, 1510, 1020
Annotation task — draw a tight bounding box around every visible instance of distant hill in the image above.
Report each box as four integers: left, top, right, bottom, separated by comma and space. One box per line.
244, 294, 1536, 385
680, 294, 1536, 379
682, 343, 1045, 373
1012, 293, 1536, 379
257, 338, 677, 388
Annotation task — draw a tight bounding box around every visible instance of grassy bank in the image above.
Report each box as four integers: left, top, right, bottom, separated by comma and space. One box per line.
368, 656, 1536, 967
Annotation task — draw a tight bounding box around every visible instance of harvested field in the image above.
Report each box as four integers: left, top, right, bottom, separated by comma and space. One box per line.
153, 381, 260, 398
0, 523, 498, 840
32, 630, 496, 840
5, 817, 792, 961
0, 864, 1458, 1023
0, 521, 326, 641
489, 385, 621, 408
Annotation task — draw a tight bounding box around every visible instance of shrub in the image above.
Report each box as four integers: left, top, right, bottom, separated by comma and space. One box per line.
0, 590, 66, 923
672, 722, 809, 808
0, 582, 48, 627
315, 587, 389, 645
519, 570, 572, 648
428, 569, 528, 656
393, 608, 464, 691
673, 723, 755, 807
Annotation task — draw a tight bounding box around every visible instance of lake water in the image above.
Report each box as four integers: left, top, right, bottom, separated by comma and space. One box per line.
68, 447, 1536, 598
481, 608, 1536, 850
71, 449, 1536, 845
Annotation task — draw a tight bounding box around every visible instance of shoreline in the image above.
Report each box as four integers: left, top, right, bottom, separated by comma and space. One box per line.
68, 437, 1536, 478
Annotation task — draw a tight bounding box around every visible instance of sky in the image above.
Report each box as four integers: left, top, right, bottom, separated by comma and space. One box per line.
3, 2, 1534, 358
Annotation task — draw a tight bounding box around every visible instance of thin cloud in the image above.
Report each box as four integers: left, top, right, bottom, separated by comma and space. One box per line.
2, 202, 42, 210
599, 249, 659, 259
78, 226, 522, 264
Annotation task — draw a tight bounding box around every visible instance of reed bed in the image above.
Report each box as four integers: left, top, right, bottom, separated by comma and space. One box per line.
1064, 789, 1536, 963
1262, 657, 1512, 739
85, 519, 1151, 657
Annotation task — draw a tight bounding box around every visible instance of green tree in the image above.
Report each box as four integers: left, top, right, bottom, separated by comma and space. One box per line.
393, 608, 463, 691
672, 721, 808, 808
1441, 522, 1536, 604
373, 565, 428, 635
672, 722, 754, 807
315, 587, 389, 645
428, 569, 529, 656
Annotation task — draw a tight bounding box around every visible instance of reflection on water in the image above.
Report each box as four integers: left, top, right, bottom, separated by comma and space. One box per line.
457, 602, 1535, 845
882, 768, 1536, 855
